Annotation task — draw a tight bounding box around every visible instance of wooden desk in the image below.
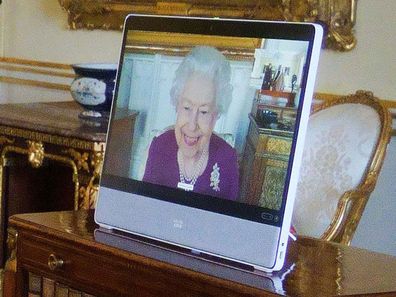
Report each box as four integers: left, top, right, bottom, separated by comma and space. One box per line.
4, 211, 396, 297
0, 101, 108, 266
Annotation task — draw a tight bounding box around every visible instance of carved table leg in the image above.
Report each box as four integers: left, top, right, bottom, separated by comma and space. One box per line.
65, 143, 105, 210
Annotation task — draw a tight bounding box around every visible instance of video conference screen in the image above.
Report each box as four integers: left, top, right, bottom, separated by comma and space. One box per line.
104, 29, 310, 224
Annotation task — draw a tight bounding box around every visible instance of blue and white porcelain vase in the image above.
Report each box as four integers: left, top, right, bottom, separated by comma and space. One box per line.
71, 63, 117, 120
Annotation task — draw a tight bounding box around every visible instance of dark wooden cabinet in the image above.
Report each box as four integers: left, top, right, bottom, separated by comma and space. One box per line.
4, 210, 396, 297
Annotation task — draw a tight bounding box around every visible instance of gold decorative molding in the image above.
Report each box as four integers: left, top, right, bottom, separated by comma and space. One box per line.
0, 57, 72, 70
365, 98, 396, 109
64, 146, 105, 208
64, 148, 90, 172
91, 148, 105, 177
4, 227, 18, 274
0, 64, 75, 78
27, 141, 45, 168
58, 0, 357, 51
0, 125, 102, 151
0, 76, 70, 91
79, 183, 99, 209
86, 146, 105, 208
314, 92, 396, 110
0, 57, 74, 91
0, 136, 15, 145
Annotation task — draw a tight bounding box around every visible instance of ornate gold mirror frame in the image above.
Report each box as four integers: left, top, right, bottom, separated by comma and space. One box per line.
58, 0, 357, 51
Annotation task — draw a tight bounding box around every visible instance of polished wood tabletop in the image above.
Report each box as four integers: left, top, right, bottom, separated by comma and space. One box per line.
0, 101, 107, 142
8, 210, 396, 297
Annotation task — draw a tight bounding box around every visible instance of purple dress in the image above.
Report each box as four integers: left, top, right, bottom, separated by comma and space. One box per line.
143, 130, 239, 201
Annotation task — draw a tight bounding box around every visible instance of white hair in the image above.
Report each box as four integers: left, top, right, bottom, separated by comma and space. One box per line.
170, 46, 233, 115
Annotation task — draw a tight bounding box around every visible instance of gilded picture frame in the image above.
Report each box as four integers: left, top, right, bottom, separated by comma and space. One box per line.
58, 0, 357, 51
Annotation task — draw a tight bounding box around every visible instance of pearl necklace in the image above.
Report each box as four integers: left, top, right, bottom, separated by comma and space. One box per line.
177, 148, 208, 191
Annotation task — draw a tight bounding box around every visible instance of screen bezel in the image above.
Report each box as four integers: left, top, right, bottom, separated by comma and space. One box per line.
101, 15, 317, 227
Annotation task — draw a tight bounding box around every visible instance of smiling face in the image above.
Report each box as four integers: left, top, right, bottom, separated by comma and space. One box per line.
175, 73, 218, 160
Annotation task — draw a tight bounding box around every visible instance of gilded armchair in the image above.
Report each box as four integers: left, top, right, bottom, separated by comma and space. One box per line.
292, 91, 392, 245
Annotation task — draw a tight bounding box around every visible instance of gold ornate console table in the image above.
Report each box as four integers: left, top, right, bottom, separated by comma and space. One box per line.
0, 101, 107, 265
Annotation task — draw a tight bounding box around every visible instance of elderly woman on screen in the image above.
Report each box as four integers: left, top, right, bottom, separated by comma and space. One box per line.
143, 46, 239, 201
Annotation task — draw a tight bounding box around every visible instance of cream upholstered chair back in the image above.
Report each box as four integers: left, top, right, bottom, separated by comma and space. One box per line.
292, 91, 392, 245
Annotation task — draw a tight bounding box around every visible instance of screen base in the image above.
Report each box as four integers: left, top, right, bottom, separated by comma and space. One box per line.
95, 186, 286, 272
